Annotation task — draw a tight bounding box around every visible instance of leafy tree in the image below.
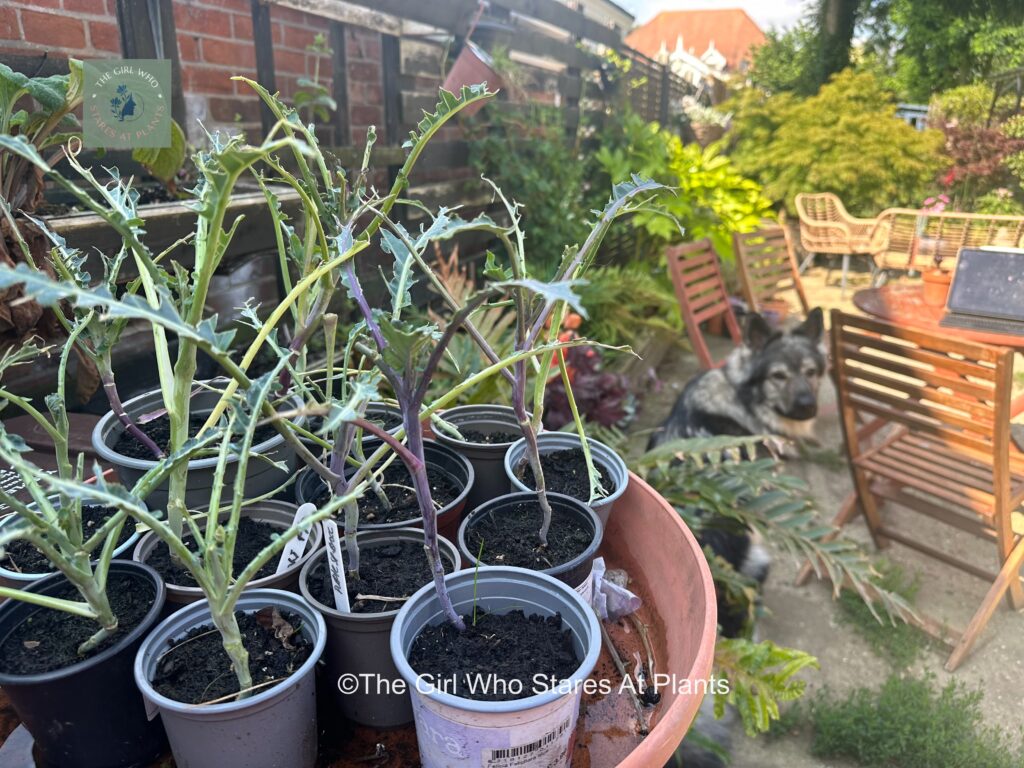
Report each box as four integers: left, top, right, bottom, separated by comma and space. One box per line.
749, 23, 819, 96
727, 70, 947, 215
861, 0, 1024, 101
812, 0, 861, 89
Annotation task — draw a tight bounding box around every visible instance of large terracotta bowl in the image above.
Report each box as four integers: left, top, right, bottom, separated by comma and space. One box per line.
604, 471, 717, 765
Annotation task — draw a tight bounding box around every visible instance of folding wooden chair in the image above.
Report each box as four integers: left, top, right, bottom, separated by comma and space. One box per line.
733, 224, 810, 319
665, 238, 742, 369
828, 310, 1024, 670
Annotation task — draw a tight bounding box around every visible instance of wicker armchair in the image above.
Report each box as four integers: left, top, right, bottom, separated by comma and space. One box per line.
868, 208, 1024, 272
795, 192, 879, 296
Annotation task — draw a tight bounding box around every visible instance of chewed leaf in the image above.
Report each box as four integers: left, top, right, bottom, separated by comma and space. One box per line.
379, 228, 417, 317
496, 278, 589, 318
402, 84, 495, 150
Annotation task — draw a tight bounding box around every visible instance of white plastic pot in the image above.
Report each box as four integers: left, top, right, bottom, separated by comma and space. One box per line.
390, 566, 600, 768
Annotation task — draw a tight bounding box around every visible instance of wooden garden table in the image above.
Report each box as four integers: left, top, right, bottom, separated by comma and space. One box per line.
853, 283, 1024, 415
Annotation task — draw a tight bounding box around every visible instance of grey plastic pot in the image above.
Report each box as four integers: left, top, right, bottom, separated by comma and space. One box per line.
134, 588, 326, 768
390, 566, 601, 767
457, 491, 601, 592
433, 404, 530, 512
91, 384, 304, 510
504, 432, 629, 528
299, 527, 461, 727
294, 439, 474, 543
132, 500, 323, 613
0, 502, 141, 590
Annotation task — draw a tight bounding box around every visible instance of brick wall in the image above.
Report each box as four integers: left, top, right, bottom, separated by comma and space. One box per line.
0, 0, 386, 147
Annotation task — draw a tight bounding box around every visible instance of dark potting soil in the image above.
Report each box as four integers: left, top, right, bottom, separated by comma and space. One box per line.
151, 607, 312, 705
143, 517, 280, 588
459, 428, 520, 445
313, 463, 460, 526
112, 412, 278, 459
306, 540, 454, 614
516, 448, 609, 502
1, 505, 135, 575
0, 572, 155, 675
464, 501, 592, 571
408, 610, 580, 702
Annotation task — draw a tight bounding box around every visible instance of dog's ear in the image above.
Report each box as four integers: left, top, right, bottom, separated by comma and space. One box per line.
743, 313, 773, 353
793, 307, 824, 344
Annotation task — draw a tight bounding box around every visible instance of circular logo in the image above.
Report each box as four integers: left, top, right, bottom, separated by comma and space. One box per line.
109, 83, 144, 124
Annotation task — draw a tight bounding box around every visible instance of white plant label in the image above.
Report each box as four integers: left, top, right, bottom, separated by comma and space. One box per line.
274, 502, 317, 574
323, 519, 351, 612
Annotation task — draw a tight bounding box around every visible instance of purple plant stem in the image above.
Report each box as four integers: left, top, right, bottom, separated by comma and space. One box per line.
100, 369, 164, 459
401, 413, 466, 631
278, 291, 332, 392
344, 262, 386, 350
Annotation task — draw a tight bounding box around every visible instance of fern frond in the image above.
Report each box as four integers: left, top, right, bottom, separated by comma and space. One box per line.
713, 638, 819, 736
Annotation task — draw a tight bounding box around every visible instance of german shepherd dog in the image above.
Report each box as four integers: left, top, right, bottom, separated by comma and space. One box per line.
650, 307, 826, 447
658, 308, 826, 768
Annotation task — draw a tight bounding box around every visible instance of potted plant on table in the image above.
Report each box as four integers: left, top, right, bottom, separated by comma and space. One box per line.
917, 195, 954, 306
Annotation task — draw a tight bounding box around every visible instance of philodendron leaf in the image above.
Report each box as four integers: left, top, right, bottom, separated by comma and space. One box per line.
496, 278, 589, 318
132, 120, 187, 185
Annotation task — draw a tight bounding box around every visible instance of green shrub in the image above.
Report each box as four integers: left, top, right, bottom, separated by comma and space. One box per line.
930, 83, 997, 128
469, 107, 589, 277
811, 674, 1024, 768
594, 112, 771, 258
727, 69, 947, 216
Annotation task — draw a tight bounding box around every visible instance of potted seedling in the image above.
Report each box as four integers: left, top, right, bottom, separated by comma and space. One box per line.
0, 339, 174, 768
379, 178, 666, 767
494, 180, 635, 531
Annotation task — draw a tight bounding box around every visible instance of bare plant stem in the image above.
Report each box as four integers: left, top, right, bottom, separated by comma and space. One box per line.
100, 356, 164, 459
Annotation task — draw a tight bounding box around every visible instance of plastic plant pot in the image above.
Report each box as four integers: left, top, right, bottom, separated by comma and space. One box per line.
0, 561, 168, 768
299, 401, 403, 457
294, 438, 473, 543
133, 588, 326, 768
432, 404, 529, 512
0, 501, 141, 590
132, 500, 323, 613
504, 432, 629, 528
299, 527, 461, 727
390, 566, 600, 768
91, 384, 304, 510
457, 491, 601, 599
441, 41, 501, 117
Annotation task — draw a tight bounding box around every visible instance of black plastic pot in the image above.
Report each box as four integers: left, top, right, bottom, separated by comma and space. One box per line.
0, 560, 167, 768
457, 491, 602, 592
432, 404, 528, 513
299, 528, 461, 727
298, 401, 403, 457
294, 438, 474, 543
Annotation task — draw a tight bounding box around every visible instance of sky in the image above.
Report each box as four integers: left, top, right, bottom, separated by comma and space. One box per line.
620, 0, 807, 31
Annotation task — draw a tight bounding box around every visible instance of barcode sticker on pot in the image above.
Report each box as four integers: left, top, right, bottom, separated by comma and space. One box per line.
482, 718, 570, 767
323, 520, 351, 612
274, 502, 317, 574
